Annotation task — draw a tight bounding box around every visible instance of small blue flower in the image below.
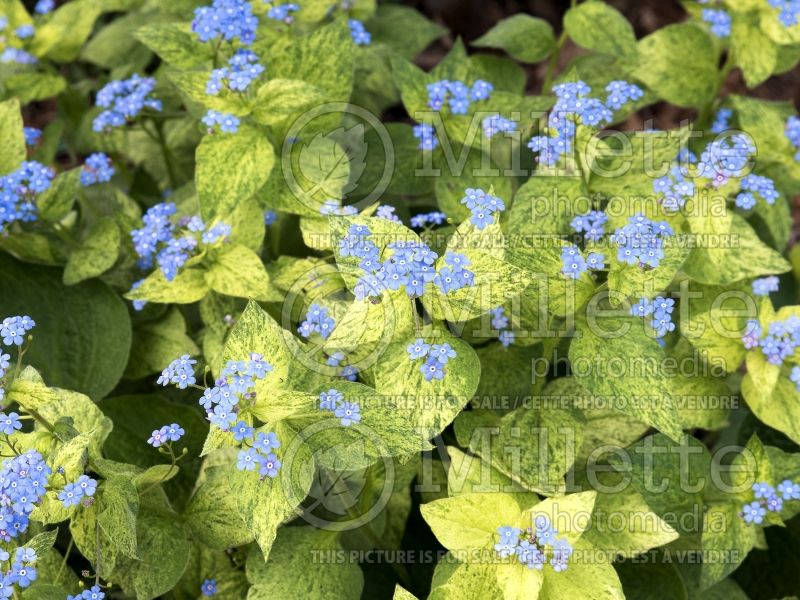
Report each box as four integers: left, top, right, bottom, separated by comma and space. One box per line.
752, 276, 779, 296
0, 413, 21, 435
15, 24, 34, 39
1, 316, 35, 346
777, 479, 800, 500
236, 448, 259, 471
258, 452, 281, 478
298, 303, 336, 340
407, 338, 431, 360
58, 483, 82, 508
585, 252, 605, 271
254, 431, 280, 453
23, 128, 41, 146
560, 246, 587, 279
34, 0, 54, 14
742, 500, 766, 524
429, 343, 456, 365
157, 355, 197, 389
499, 330, 515, 348
702, 8, 731, 37
192, 0, 258, 45
753, 481, 775, 499
319, 389, 343, 411
413, 123, 438, 150
80, 153, 115, 186
421, 357, 445, 381
335, 401, 362, 426
10, 561, 36, 587
267, 3, 300, 23
76, 475, 97, 497
147, 428, 166, 448
201, 578, 217, 597
349, 19, 371, 45
202, 109, 240, 133
163, 423, 185, 442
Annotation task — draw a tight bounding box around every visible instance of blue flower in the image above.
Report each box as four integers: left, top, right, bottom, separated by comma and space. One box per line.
560, 245, 587, 279
157, 355, 197, 389
236, 448, 260, 471
206, 49, 265, 95
499, 330, 515, 348
34, 0, 54, 14
93, 75, 161, 132
766, 494, 783, 512
192, 0, 258, 45
202, 109, 240, 133
14, 548, 35, 564
777, 479, 800, 500
494, 526, 520, 558
319, 389, 343, 411
376, 205, 401, 222
258, 452, 281, 478
421, 357, 445, 381
407, 339, 431, 360
267, 3, 300, 23
516, 540, 545, 570
264, 210, 278, 225
22, 128, 41, 146
164, 423, 184, 442
298, 303, 336, 340
15, 25, 34, 39
585, 252, 605, 271
612, 214, 673, 268
341, 365, 358, 381
413, 123, 438, 150
753, 276, 779, 296
742, 500, 766, 524
0, 413, 21, 436
702, 8, 731, 37
482, 115, 517, 138
253, 431, 280, 453
76, 475, 97, 497
1, 316, 35, 346
787, 115, 800, 158
349, 19, 371, 45
231, 421, 254, 442
58, 483, 82, 508
429, 343, 456, 364
80, 586, 105, 600
753, 481, 775, 499
10, 562, 35, 588
201, 578, 217, 597
605, 80, 644, 110
711, 108, 733, 134
459, 188, 506, 230
80, 153, 115, 186
570, 210, 608, 241
147, 429, 166, 448
335, 401, 362, 426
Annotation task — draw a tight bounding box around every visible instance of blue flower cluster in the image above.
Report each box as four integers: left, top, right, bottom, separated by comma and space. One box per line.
490, 307, 514, 348
494, 516, 573, 572
702, 8, 731, 37
192, 0, 258, 45
695, 134, 756, 182
560, 245, 604, 279
406, 338, 456, 381
147, 423, 185, 448
15, 25, 33, 39
57, 475, 98, 508
131, 202, 232, 281
482, 115, 517, 139
1, 316, 35, 347
264, 210, 278, 226
376, 205, 401, 223
630, 296, 676, 339
236, 430, 281, 478
201, 579, 217, 597
612, 214, 674, 269
349, 19, 371, 45
426, 79, 493, 114
787, 116, 800, 160
711, 108, 733, 134
92, 74, 161, 132
570, 210, 608, 242
34, 0, 54, 14
267, 3, 299, 23
410, 211, 446, 229
753, 276, 779, 296
318, 388, 362, 426
0, 450, 51, 542
202, 109, 240, 133
199, 354, 272, 432
741, 315, 800, 367
528, 80, 642, 166
769, 0, 800, 27
413, 123, 438, 151
80, 153, 114, 186
207, 49, 264, 95
298, 304, 336, 340
736, 174, 779, 210
67, 586, 106, 600
0, 545, 39, 595
342, 224, 474, 300
0, 47, 37, 65
742, 480, 800, 524
460, 187, 505, 230
0, 161, 54, 232
320, 200, 358, 216
326, 352, 358, 381
157, 355, 197, 389
22, 128, 40, 146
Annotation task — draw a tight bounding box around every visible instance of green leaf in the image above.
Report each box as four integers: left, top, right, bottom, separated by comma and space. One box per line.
36, 169, 81, 222
367, 5, 445, 60
97, 477, 140, 560
205, 244, 271, 300
247, 527, 364, 599
26, 529, 59, 560
184, 465, 253, 550
1, 72, 67, 105
125, 307, 200, 379
134, 22, 211, 69
28, 0, 104, 62
700, 501, 757, 588
569, 315, 684, 441
563, 2, 638, 63
250, 78, 327, 131
374, 332, 480, 439
63, 218, 120, 285
682, 214, 791, 285
634, 24, 718, 108
125, 268, 210, 305
472, 14, 556, 63
731, 16, 778, 87
49, 431, 93, 480
0, 98, 25, 174
195, 124, 275, 222
0, 254, 131, 399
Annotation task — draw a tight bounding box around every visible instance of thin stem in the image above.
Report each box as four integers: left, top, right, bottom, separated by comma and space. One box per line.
56, 537, 74, 583
154, 119, 178, 190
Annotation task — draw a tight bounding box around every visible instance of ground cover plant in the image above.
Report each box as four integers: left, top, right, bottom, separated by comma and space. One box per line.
0, 0, 800, 598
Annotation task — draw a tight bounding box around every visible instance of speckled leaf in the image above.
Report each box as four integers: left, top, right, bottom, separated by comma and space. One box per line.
205, 244, 271, 301
63, 218, 120, 285
125, 268, 209, 305
472, 14, 555, 63
0, 98, 25, 173
564, 2, 637, 63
